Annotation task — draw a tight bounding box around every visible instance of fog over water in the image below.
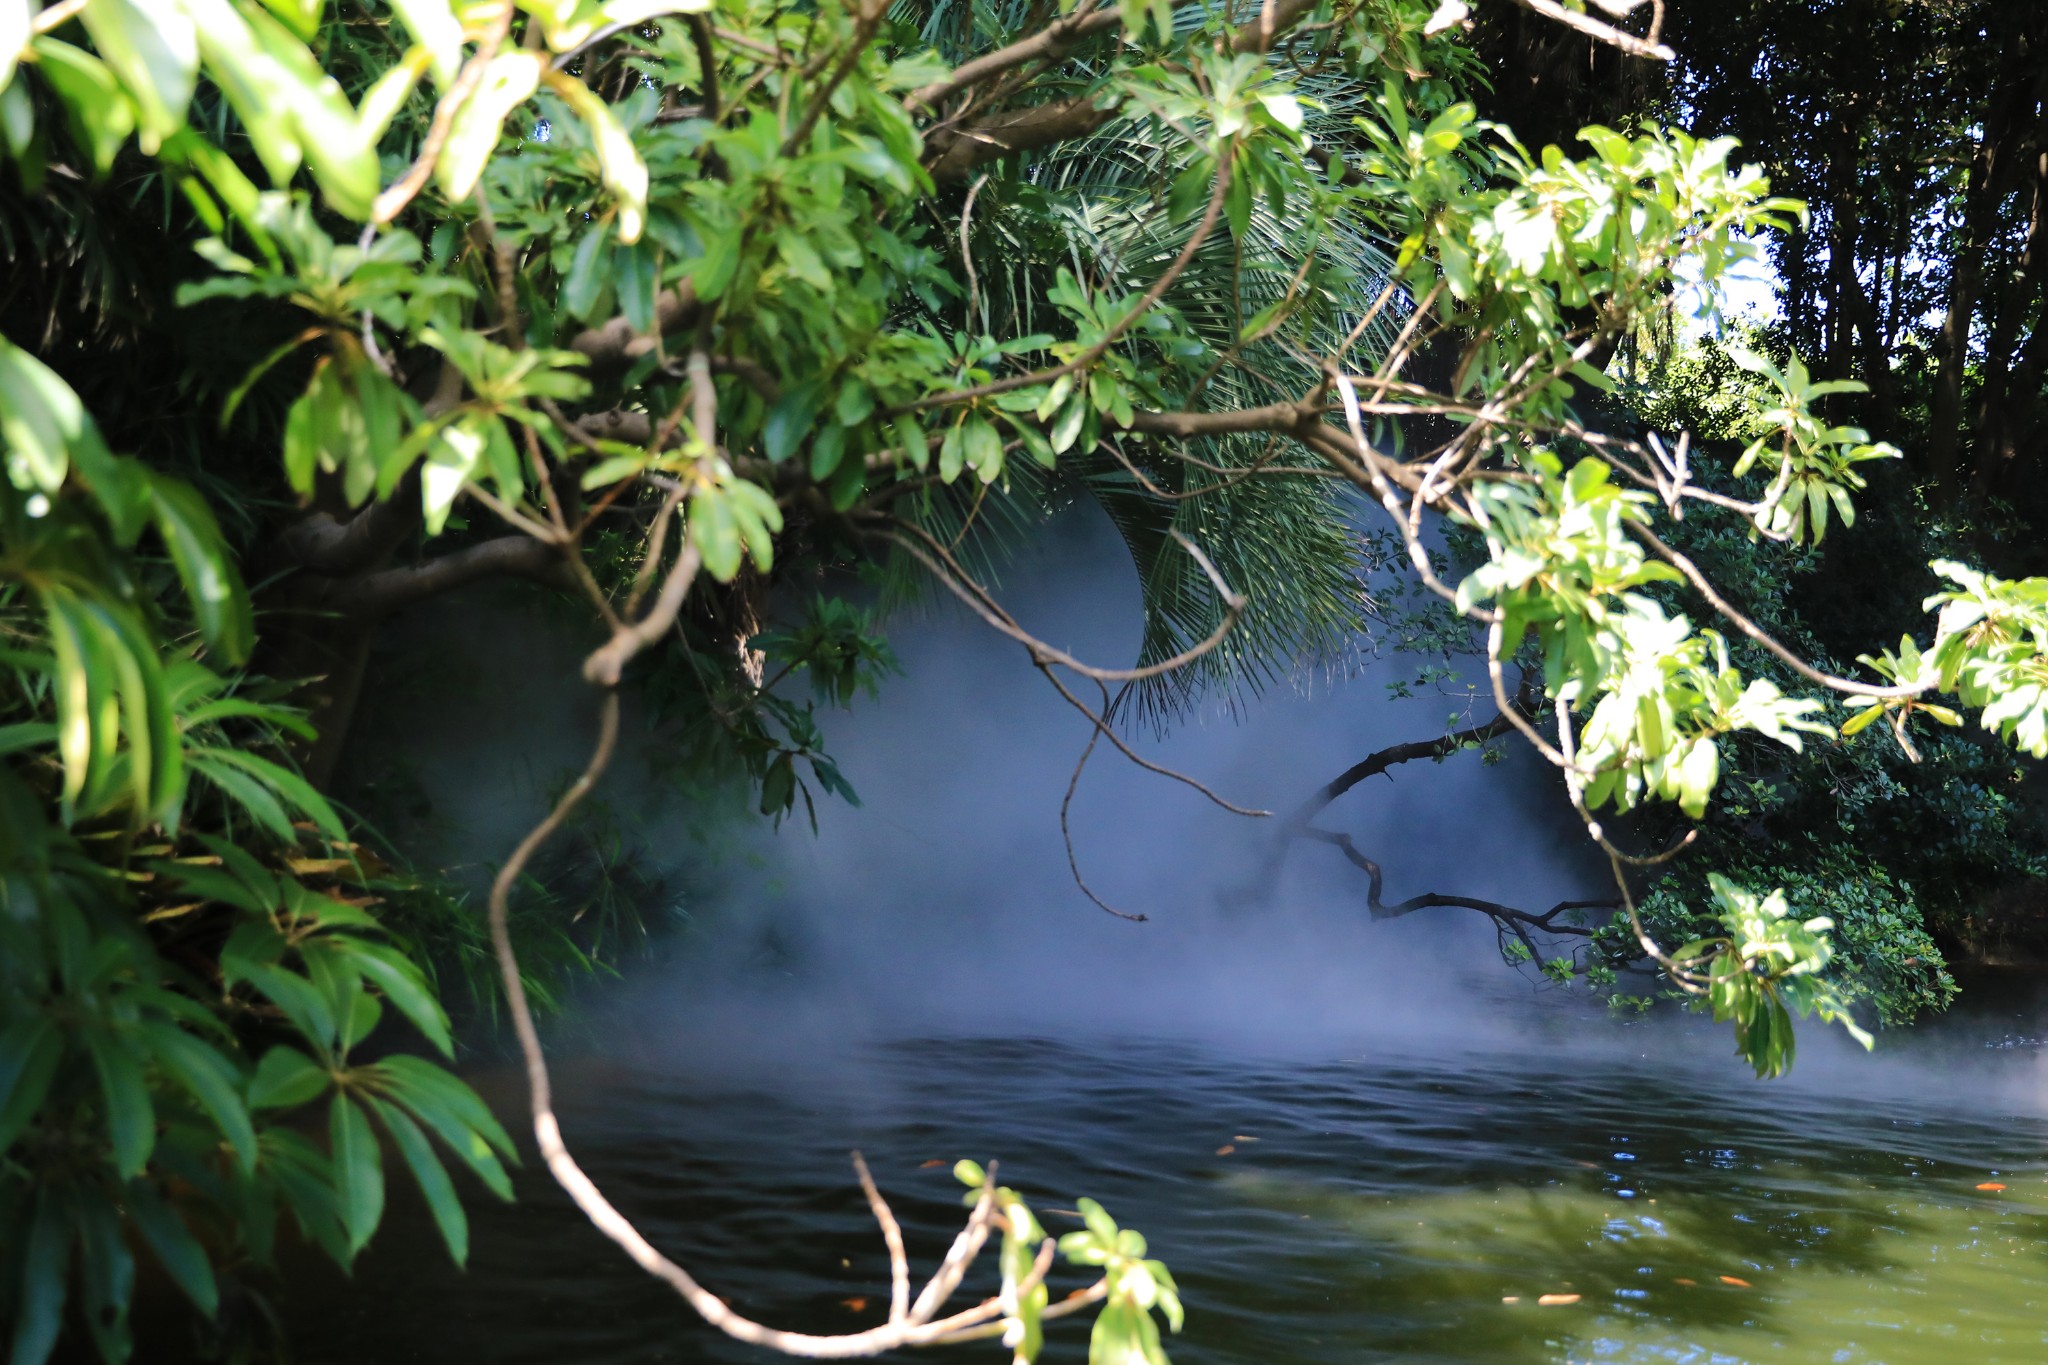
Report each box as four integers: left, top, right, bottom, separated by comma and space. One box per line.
355, 500, 2048, 1114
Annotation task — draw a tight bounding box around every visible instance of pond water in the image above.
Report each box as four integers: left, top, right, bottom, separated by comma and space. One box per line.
273, 1007, 2048, 1365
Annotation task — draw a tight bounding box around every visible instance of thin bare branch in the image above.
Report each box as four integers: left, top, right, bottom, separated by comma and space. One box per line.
1508, 0, 1674, 60
850, 1153, 910, 1324
1630, 523, 1927, 701
373, 7, 516, 225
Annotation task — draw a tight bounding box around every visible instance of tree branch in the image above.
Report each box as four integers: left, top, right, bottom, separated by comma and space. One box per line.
904, 1, 1124, 113
1284, 708, 1521, 834
278, 497, 421, 577
324, 535, 570, 618
922, 0, 1321, 181
567, 278, 703, 373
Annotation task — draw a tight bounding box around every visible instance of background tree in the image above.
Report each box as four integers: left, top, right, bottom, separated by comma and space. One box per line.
1664, 0, 2048, 516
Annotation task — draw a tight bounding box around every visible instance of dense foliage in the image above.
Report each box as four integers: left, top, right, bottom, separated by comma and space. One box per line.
1, 0, 2046, 1362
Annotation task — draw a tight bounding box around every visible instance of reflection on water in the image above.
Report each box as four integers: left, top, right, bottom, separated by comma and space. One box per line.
257, 1027, 2048, 1365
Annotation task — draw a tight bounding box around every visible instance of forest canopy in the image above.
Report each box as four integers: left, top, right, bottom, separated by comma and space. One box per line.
2, 0, 2047, 1362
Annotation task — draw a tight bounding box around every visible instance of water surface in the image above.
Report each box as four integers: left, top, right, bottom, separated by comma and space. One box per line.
279, 1015, 2048, 1365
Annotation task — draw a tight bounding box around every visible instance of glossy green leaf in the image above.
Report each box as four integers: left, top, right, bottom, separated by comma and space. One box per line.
386, 0, 461, 84
364, 1094, 469, 1266
147, 472, 255, 665
249, 1046, 331, 1110
77, 0, 198, 148
561, 227, 612, 323
329, 1092, 385, 1254
436, 51, 544, 203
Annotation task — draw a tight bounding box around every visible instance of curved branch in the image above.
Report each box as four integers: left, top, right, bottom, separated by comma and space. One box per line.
487, 697, 1085, 1356
1508, 0, 1674, 60
878, 522, 1247, 685
567, 279, 703, 373
371, 6, 516, 225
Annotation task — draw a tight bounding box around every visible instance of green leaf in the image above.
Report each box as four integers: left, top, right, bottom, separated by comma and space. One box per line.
386, 0, 462, 84
367, 1055, 516, 1193
74, 1180, 135, 1362
0, 1018, 61, 1154
76, 0, 197, 148
11, 1189, 71, 1365
1569, 360, 1617, 393
961, 415, 1004, 484
613, 238, 656, 333
125, 1180, 219, 1317
85, 1029, 155, 1179
342, 989, 383, 1048
343, 940, 454, 1057
190, 752, 295, 842
762, 380, 825, 463
256, 0, 325, 41
249, 1046, 331, 1110
263, 1128, 353, 1267
364, 1095, 469, 1266
561, 227, 612, 323
329, 1092, 385, 1254
436, 51, 544, 203
1079, 1196, 1117, 1244
145, 1027, 257, 1171
235, 961, 339, 1050
30, 39, 135, 173
0, 78, 33, 163
547, 70, 648, 243
147, 472, 255, 665
195, 747, 346, 844
1050, 392, 1086, 455
690, 486, 740, 581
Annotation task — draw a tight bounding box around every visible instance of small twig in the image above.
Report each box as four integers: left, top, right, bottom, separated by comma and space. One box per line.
880, 522, 1247, 685
1035, 660, 1269, 819
1059, 681, 1150, 921
909, 1170, 998, 1325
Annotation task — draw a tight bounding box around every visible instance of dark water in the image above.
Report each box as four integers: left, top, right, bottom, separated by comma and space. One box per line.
264, 1006, 2048, 1365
